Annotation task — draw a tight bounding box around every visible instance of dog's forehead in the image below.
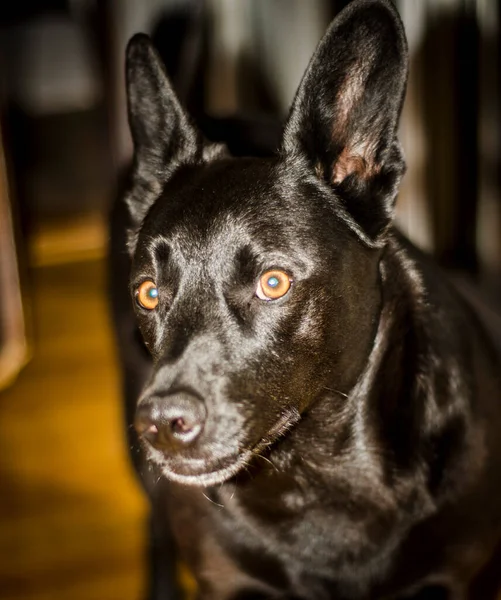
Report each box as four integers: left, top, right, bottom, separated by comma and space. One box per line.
142, 157, 324, 256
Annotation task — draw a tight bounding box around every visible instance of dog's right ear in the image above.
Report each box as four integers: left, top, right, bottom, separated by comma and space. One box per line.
125, 34, 216, 235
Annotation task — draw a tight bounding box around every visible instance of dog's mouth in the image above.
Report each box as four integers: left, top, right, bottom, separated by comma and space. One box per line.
149, 407, 301, 487
156, 449, 257, 487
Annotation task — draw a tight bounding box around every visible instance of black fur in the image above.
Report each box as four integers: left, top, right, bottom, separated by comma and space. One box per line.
110, 1, 501, 598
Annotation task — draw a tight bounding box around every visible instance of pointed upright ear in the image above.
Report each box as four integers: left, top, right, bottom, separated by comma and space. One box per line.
282, 0, 408, 239
125, 34, 213, 232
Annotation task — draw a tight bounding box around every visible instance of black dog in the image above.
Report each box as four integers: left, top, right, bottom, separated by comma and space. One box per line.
110, 0, 501, 598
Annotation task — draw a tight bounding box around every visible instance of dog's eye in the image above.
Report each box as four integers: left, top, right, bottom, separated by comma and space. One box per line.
136, 280, 159, 310
256, 270, 292, 301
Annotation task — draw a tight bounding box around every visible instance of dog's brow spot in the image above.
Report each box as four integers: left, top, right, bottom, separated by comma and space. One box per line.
154, 240, 170, 262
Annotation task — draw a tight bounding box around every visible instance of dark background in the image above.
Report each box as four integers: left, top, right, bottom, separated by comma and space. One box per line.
1, 0, 500, 286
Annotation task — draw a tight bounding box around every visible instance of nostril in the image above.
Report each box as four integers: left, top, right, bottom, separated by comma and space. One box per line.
170, 417, 189, 435
134, 410, 160, 444
168, 415, 202, 443
144, 423, 159, 443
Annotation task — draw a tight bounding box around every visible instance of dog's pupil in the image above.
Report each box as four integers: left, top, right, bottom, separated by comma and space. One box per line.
267, 277, 279, 288
148, 287, 158, 299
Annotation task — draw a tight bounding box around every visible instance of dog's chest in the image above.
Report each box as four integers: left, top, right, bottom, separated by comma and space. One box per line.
178, 469, 403, 598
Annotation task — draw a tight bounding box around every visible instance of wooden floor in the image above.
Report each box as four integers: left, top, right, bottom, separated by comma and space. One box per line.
0, 258, 148, 600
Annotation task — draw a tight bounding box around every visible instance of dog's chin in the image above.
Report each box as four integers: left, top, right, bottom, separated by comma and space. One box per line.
158, 449, 254, 487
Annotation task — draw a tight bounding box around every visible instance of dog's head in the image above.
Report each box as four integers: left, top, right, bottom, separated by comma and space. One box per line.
125, 0, 408, 486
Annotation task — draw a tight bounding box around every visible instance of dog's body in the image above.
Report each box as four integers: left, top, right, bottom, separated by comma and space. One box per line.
109, 1, 501, 598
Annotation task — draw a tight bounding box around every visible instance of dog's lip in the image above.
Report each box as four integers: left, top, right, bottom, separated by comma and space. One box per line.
159, 449, 255, 487
158, 407, 301, 487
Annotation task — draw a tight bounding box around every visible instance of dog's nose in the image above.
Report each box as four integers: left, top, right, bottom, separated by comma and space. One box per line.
134, 393, 206, 450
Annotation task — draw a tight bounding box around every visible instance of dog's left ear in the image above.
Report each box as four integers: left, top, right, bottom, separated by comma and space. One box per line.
282, 0, 408, 239
125, 34, 222, 237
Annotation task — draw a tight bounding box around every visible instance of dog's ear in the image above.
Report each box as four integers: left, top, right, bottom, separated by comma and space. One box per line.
282, 0, 408, 239
125, 34, 221, 235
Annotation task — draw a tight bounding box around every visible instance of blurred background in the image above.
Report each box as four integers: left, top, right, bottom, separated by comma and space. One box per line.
0, 1, 500, 599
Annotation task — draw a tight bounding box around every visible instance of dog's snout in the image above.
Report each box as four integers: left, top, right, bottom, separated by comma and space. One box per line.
135, 393, 206, 450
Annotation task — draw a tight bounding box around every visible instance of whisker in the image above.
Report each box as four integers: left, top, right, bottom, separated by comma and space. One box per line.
241, 462, 253, 481
323, 386, 348, 399
252, 451, 280, 473
202, 492, 225, 509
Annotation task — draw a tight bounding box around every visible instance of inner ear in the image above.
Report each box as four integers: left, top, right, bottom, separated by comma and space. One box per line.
331, 148, 374, 184
330, 62, 381, 183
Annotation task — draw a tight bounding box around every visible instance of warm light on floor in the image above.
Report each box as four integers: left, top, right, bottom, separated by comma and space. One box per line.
0, 259, 148, 600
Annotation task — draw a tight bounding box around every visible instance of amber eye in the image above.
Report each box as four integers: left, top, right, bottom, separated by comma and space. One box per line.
256, 270, 292, 301
136, 280, 159, 310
